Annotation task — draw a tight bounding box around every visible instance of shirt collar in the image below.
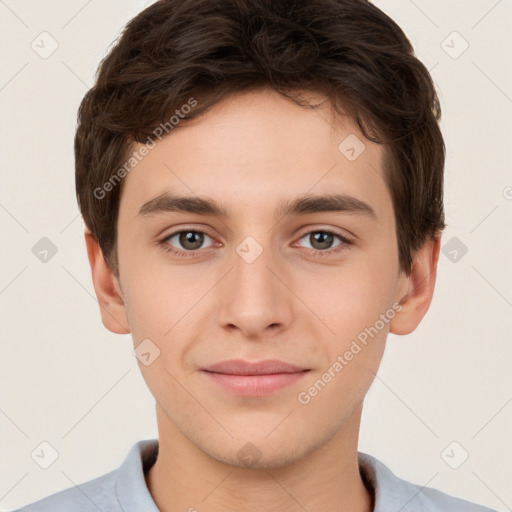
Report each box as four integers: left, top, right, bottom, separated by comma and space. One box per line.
358, 451, 426, 511
115, 438, 160, 512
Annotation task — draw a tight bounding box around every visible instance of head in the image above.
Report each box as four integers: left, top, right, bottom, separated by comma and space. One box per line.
77, 0, 445, 467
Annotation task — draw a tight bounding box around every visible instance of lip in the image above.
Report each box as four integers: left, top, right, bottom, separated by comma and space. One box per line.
201, 359, 310, 397
202, 359, 308, 375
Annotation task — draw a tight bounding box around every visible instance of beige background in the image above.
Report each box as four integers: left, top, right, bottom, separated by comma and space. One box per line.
1, 0, 511, 510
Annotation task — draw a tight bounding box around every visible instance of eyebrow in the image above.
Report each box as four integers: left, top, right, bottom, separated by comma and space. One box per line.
138, 192, 376, 220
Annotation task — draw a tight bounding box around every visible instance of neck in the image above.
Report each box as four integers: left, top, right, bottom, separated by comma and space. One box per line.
145, 403, 374, 512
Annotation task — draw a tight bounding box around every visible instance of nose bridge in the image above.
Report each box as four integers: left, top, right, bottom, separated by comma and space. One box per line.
216, 233, 292, 336
234, 235, 276, 296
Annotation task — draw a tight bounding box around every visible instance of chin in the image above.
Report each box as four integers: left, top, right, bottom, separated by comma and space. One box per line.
196, 429, 324, 470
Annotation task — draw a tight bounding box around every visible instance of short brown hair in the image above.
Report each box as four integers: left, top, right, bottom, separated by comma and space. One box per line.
75, 0, 445, 277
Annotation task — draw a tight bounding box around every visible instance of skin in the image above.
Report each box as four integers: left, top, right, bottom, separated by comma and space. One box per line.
85, 87, 440, 512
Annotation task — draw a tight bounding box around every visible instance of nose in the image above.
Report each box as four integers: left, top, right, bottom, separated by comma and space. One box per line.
216, 238, 294, 340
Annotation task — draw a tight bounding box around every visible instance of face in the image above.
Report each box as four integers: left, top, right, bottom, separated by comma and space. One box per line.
93, 88, 434, 468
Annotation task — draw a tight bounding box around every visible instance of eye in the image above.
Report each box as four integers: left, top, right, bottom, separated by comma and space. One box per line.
159, 228, 352, 258
161, 229, 216, 255
295, 229, 352, 254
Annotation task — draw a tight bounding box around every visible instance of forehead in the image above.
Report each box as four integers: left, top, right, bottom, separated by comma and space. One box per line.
118, 88, 392, 224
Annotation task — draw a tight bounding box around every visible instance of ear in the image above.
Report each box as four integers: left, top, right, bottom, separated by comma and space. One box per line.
84, 228, 130, 334
389, 233, 441, 335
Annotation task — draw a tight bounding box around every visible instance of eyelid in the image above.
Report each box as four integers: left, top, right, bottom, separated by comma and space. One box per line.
160, 224, 218, 241
294, 226, 354, 244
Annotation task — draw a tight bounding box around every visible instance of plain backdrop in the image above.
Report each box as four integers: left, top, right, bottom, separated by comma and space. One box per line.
1, 0, 511, 510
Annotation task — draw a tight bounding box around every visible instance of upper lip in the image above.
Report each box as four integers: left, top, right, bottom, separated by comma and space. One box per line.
201, 359, 309, 375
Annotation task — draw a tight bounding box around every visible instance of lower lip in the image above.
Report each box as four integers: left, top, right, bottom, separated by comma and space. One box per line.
202, 370, 309, 397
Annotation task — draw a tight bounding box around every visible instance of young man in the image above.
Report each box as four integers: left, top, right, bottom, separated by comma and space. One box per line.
13, 0, 497, 511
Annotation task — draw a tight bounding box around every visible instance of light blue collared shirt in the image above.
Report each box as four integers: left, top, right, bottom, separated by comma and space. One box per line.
11, 438, 497, 511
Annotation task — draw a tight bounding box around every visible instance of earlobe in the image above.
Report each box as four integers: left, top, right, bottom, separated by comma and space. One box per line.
389, 233, 441, 335
84, 228, 131, 335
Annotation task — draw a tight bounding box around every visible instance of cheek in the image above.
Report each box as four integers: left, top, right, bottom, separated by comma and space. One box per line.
120, 248, 212, 339
298, 256, 398, 340
295, 265, 395, 411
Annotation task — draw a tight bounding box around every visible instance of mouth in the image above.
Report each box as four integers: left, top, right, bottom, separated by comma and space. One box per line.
200, 359, 310, 397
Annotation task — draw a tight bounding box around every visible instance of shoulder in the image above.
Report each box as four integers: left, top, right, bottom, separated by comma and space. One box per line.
358, 452, 497, 512
9, 439, 159, 512
8, 469, 119, 512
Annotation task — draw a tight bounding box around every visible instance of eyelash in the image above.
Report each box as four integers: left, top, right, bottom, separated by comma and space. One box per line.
159, 228, 353, 258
